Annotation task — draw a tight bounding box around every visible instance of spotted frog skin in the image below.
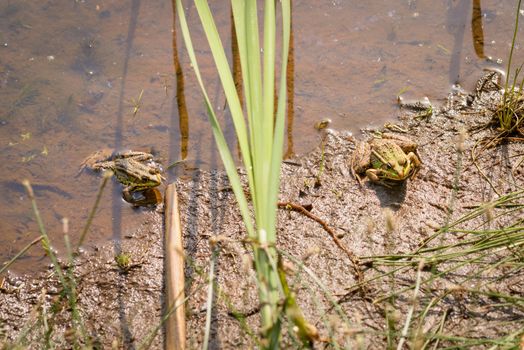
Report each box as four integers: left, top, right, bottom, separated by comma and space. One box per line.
351, 134, 421, 187
88, 151, 164, 194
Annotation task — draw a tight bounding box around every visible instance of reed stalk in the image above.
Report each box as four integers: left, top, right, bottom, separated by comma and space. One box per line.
175, 0, 292, 346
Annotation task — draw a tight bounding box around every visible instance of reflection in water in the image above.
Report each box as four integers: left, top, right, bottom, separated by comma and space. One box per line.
112, 0, 141, 248
471, 0, 486, 59
173, 14, 189, 161
284, 4, 295, 159
229, 3, 296, 160
231, 6, 244, 161
231, 7, 244, 108
170, 0, 190, 177
446, 0, 469, 85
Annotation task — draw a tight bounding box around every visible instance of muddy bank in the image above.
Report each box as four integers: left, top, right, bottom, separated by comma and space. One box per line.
1, 77, 523, 348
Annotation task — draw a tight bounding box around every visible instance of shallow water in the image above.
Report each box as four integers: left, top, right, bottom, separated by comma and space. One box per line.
1, 0, 523, 274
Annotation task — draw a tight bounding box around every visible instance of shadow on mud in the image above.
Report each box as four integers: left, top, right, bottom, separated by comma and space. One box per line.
369, 182, 408, 210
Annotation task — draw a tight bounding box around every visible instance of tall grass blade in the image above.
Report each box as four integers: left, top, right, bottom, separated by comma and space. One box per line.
0, 236, 43, 275
176, 0, 292, 345
202, 249, 218, 350
504, 0, 522, 94
76, 171, 112, 250
23, 180, 67, 287
175, 0, 255, 239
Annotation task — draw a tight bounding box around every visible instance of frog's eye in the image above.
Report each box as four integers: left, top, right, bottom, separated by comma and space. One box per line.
387, 160, 398, 168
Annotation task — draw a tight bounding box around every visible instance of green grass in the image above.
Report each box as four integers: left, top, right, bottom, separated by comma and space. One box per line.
175, 2, 524, 347
175, 0, 298, 346
7, 181, 92, 348
497, 0, 524, 134
4, 1, 524, 348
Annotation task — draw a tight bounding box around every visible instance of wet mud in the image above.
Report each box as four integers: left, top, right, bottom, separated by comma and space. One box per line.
1, 76, 523, 348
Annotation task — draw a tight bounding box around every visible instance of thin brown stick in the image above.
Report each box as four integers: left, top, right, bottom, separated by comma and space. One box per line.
165, 184, 186, 350
277, 201, 365, 286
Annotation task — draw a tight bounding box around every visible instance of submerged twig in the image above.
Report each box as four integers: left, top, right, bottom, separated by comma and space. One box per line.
0, 235, 44, 275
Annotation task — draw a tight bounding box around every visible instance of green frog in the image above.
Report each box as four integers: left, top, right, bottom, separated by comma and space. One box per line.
351, 134, 421, 187
82, 151, 164, 198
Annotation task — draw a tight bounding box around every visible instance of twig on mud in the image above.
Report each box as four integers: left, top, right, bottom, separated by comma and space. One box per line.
227, 306, 261, 319
473, 135, 524, 189
277, 201, 365, 286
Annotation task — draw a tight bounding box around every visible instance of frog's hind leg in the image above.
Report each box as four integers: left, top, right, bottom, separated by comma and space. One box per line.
114, 151, 154, 162
91, 161, 114, 172
407, 152, 422, 178
365, 169, 395, 188
382, 133, 418, 153
352, 171, 365, 186
76, 149, 114, 176
351, 141, 371, 186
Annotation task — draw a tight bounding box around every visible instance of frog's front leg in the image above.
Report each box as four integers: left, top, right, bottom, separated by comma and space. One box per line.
122, 185, 142, 203
365, 168, 394, 188
122, 187, 132, 202
407, 152, 421, 167
406, 152, 422, 178
365, 168, 380, 183
365, 168, 398, 183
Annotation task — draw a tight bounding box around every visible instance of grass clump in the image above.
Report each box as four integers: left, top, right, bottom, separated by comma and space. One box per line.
7, 181, 93, 348
496, 0, 524, 135
497, 69, 524, 135
358, 187, 524, 348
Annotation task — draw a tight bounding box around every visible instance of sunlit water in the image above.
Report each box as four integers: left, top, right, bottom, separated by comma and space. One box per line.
1, 0, 522, 274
